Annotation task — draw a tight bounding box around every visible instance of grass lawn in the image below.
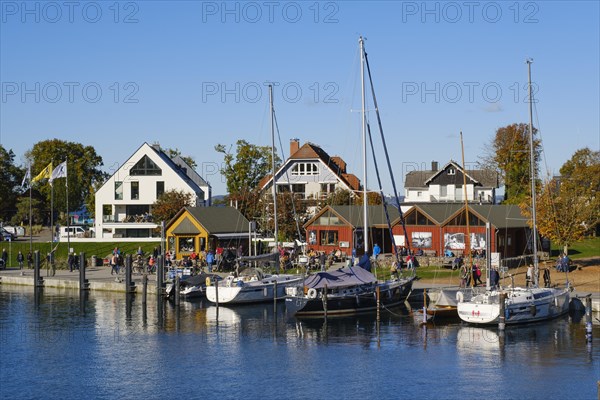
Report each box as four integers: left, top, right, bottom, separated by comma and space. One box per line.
550, 236, 600, 259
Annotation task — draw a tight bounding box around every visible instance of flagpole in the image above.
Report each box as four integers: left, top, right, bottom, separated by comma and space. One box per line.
66, 158, 70, 254
29, 165, 32, 254
51, 179, 54, 244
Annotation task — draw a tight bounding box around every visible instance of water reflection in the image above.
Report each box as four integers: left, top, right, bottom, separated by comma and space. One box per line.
1, 286, 599, 400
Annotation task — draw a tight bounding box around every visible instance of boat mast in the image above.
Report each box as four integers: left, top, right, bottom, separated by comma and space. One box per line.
269, 85, 279, 270
360, 36, 368, 254
527, 59, 539, 286
460, 132, 473, 286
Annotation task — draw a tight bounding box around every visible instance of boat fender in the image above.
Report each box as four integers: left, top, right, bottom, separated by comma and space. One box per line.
530, 304, 537, 316
205, 277, 211, 287
554, 297, 559, 308
456, 291, 464, 303
307, 288, 318, 299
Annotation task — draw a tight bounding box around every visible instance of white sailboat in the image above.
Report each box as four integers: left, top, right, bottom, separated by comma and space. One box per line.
457, 60, 571, 325
205, 85, 302, 305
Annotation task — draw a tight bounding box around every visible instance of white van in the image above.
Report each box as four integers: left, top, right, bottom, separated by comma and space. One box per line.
59, 226, 86, 238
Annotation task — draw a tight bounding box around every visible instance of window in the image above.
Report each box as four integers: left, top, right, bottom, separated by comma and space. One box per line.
320, 230, 338, 246
131, 182, 139, 200
448, 168, 456, 175
440, 186, 447, 197
291, 162, 319, 176
130, 155, 162, 176
156, 181, 165, 198
178, 237, 195, 252
115, 181, 123, 200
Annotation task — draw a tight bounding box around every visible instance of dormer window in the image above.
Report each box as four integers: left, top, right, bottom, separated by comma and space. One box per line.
448, 168, 455, 175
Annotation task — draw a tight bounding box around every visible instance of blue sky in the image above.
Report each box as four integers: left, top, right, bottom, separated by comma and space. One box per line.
1, 1, 598, 196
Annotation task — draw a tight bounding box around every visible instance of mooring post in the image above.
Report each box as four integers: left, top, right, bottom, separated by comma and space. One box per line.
273, 281, 278, 308
586, 296, 593, 343
215, 277, 219, 310
142, 274, 148, 305
125, 254, 134, 293
33, 250, 43, 288
79, 252, 89, 291
175, 274, 180, 306
323, 284, 328, 318
422, 288, 427, 324
156, 255, 164, 297
376, 285, 381, 323
499, 292, 507, 331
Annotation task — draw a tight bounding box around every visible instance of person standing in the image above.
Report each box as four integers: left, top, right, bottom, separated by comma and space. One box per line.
373, 243, 381, 260
27, 251, 33, 268
68, 253, 75, 272
17, 251, 24, 270
1, 249, 7, 268
526, 265, 533, 288
206, 250, 215, 273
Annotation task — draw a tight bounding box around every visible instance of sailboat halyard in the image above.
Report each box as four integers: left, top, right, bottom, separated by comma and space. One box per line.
284, 36, 414, 317
204, 85, 302, 305
457, 60, 571, 325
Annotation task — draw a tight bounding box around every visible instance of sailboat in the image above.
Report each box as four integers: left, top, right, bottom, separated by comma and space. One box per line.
285, 36, 414, 317
204, 85, 302, 305
457, 60, 571, 325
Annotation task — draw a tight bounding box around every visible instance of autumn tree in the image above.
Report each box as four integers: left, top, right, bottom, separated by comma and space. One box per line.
521, 148, 600, 255
25, 139, 106, 224
0, 145, 23, 221
152, 189, 194, 224
481, 123, 541, 205
354, 191, 383, 206
215, 140, 281, 196
164, 148, 197, 169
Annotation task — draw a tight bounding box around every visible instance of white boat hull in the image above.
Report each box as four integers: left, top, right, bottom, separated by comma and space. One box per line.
205, 275, 302, 304
457, 287, 570, 325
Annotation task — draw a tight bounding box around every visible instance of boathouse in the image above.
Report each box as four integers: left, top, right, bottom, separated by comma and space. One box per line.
304, 203, 532, 259
166, 206, 250, 259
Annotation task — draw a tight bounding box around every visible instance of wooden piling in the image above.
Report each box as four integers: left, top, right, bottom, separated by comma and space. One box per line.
274, 281, 278, 308
499, 292, 507, 330
142, 274, 148, 304
586, 296, 593, 343
376, 286, 381, 323
215, 277, 219, 310
175, 274, 180, 306
323, 284, 328, 318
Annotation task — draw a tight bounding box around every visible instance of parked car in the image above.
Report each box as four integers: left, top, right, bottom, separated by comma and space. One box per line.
0, 228, 15, 241
2, 226, 25, 237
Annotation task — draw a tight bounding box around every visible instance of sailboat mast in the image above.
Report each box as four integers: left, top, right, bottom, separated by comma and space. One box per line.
360, 36, 368, 253
460, 132, 473, 285
269, 85, 278, 261
527, 59, 539, 285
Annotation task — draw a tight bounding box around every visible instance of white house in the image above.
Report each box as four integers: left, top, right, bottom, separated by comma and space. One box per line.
258, 139, 361, 200
94, 142, 211, 239
404, 161, 498, 204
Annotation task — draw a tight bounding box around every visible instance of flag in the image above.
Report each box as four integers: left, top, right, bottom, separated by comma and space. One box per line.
31, 162, 52, 183
50, 161, 67, 183
21, 165, 31, 189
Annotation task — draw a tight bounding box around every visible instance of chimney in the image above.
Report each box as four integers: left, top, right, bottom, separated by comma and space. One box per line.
432, 161, 438, 171
290, 138, 300, 156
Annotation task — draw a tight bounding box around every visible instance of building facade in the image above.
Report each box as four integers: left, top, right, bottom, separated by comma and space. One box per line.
404, 161, 499, 204
94, 143, 211, 239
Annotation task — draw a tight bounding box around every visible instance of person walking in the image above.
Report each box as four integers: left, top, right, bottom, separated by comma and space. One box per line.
68, 253, 75, 272
27, 251, 33, 268
206, 250, 215, 273
17, 251, 24, 270
111, 253, 119, 275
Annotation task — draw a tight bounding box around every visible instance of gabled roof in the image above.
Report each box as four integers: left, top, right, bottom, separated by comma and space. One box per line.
179, 206, 250, 234
405, 160, 498, 188
259, 142, 361, 192
172, 216, 201, 235
147, 144, 206, 195
304, 205, 401, 229
398, 204, 529, 229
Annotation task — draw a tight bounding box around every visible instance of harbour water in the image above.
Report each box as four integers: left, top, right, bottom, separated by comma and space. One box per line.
0, 286, 598, 400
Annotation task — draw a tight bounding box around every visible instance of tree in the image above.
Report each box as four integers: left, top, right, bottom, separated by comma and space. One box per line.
164, 148, 197, 169
354, 191, 383, 206
152, 189, 194, 224
481, 123, 541, 205
10, 196, 45, 226
0, 146, 23, 221
215, 140, 281, 196
521, 148, 600, 255
25, 139, 105, 225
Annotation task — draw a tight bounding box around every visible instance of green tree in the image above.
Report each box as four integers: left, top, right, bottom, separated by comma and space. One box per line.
0, 145, 24, 222
521, 148, 600, 255
215, 140, 281, 195
11, 196, 45, 226
25, 139, 105, 225
152, 189, 194, 224
481, 123, 541, 205
164, 148, 197, 169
